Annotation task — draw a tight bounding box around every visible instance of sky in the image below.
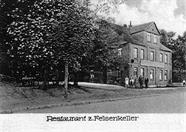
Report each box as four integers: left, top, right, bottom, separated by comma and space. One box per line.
100, 0, 186, 36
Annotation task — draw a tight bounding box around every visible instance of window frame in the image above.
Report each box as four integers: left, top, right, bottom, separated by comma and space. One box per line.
147, 32, 151, 42
164, 70, 168, 81
133, 48, 138, 59
134, 67, 138, 77
165, 54, 168, 63
140, 68, 145, 77
160, 53, 163, 62
159, 69, 163, 81
140, 49, 145, 60
150, 69, 155, 80
154, 35, 158, 43
150, 51, 155, 61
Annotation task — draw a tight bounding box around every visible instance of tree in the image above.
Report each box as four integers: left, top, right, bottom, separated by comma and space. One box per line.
8, 0, 94, 98
172, 32, 186, 81
68, 0, 127, 85
83, 20, 128, 84
160, 29, 175, 50
160, 29, 186, 82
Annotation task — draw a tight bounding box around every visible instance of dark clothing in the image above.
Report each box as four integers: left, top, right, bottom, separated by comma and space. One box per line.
145, 78, 149, 88
138, 76, 143, 88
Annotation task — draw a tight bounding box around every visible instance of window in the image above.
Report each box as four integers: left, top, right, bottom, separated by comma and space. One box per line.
165, 54, 168, 63
150, 51, 155, 61
118, 48, 122, 56
150, 69, 155, 80
140, 49, 144, 59
147, 32, 151, 42
134, 48, 138, 59
134, 67, 138, 77
160, 53, 163, 62
140, 68, 145, 77
164, 70, 168, 80
154, 35, 158, 43
159, 70, 163, 80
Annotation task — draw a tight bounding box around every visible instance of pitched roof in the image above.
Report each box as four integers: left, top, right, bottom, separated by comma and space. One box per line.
97, 20, 133, 44
97, 20, 171, 52
130, 22, 160, 34
160, 44, 172, 52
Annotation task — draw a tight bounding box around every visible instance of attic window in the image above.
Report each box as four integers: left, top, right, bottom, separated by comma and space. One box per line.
154, 35, 158, 43
147, 32, 151, 42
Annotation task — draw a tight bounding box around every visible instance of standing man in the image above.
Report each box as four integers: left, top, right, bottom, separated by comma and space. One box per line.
138, 75, 143, 89
145, 77, 149, 88
130, 77, 134, 88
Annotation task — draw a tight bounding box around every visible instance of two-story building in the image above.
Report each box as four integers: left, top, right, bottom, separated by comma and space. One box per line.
120, 22, 172, 87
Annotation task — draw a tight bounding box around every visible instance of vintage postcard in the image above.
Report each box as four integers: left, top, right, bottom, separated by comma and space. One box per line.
0, 0, 185, 131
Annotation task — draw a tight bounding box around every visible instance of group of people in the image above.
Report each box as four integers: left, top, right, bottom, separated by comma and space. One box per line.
125, 76, 149, 88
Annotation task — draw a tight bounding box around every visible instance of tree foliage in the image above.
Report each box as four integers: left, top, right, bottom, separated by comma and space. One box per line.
7, 0, 94, 84
172, 32, 186, 80
160, 29, 186, 81
2, 0, 127, 87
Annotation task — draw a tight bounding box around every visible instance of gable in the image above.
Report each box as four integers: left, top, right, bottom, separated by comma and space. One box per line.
130, 22, 152, 34
145, 23, 160, 35
130, 22, 161, 36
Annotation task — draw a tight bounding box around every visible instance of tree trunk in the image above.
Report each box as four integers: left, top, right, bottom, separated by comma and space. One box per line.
55, 69, 59, 86
42, 69, 48, 90
64, 61, 69, 98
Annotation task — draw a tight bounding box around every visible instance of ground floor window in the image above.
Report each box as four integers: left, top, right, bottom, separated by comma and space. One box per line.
140, 68, 145, 77
159, 70, 163, 80
134, 67, 138, 77
164, 70, 168, 81
150, 69, 155, 80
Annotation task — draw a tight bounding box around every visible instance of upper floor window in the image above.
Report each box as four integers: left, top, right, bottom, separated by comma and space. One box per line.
147, 32, 151, 42
160, 53, 163, 62
150, 69, 155, 80
154, 35, 158, 43
118, 48, 122, 56
134, 48, 138, 59
140, 49, 144, 59
165, 54, 168, 63
150, 51, 155, 61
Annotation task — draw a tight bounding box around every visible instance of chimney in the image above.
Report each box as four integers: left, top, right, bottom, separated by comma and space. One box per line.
128, 21, 132, 34
129, 21, 132, 28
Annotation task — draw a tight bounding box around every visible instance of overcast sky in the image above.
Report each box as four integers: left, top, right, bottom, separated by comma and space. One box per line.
106, 0, 186, 36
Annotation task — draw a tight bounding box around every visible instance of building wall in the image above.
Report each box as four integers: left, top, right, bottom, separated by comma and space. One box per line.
129, 42, 172, 86
127, 25, 172, 87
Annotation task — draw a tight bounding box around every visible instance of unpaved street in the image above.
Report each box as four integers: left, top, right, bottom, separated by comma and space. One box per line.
24, 89, 186, 113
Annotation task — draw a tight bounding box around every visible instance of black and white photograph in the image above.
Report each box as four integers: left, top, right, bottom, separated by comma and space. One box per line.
0, 0, 186, 131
